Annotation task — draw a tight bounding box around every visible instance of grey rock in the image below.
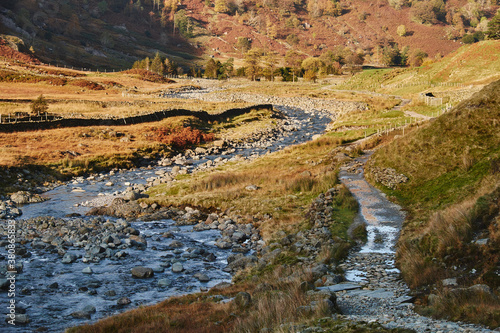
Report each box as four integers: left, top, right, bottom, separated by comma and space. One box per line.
117, 297, 131, 305
170, 240, 184, 248
62, 253, 77, 264
172, 262, 184, 273
194, 273, 210, 282
158, 279, 172, 288
131, 266, 154, 278
82, 306, 97, 315
245, 185, 259, 191
71, 311, 91, 319
82, 267, 93, 274
5, 313, 30, 324
300, 281, 315, 292
442, 278, 458, 287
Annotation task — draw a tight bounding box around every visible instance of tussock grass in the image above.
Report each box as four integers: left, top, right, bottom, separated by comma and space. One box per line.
231, 266, 329, 333
421, 287, 500, 328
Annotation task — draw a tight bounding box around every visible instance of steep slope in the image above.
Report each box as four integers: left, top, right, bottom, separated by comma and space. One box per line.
1, 0, 497, 69
367, 80, 500, 327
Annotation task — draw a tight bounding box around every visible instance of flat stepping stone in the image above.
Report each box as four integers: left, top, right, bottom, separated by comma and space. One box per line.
346, 288, 394, 299
318, 283, 362, 292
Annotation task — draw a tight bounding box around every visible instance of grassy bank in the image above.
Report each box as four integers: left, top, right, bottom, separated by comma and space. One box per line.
367, 80, 500, 328
146, 136, 346, 240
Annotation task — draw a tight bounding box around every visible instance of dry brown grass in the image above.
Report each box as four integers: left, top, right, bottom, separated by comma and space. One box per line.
147, 136, 342, 240
232, 266, 328, 333
0, 116, 199, 167
0, 60, 251, 118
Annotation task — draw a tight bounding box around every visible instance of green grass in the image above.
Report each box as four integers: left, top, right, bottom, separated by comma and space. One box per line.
368, 79, 500, 328
338, 40, 500, 96
330, 185, 359, 241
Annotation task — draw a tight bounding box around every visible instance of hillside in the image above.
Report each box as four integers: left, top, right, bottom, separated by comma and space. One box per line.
367, 79, 500, 327
341, 40, 500, 90
1, 0, 498, 69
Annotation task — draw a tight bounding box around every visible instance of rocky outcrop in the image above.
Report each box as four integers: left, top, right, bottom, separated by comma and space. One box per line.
0, 199, 22, 219
10, 191, 47, 204
369, 166, 408, 190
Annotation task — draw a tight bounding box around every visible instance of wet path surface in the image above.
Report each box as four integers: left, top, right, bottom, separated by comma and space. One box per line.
335, 152, 493, 332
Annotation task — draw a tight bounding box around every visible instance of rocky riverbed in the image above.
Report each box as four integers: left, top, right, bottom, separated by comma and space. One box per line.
0, 88, 337, 332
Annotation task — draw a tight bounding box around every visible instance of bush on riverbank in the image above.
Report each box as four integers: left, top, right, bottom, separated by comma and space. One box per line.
154, 126, 215, 150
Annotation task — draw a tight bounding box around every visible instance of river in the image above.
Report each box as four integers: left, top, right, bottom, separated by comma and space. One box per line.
0, 102, 332, 332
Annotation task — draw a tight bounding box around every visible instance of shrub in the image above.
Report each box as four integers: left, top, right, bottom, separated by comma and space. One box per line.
388, 0, 410, 9
31, 94, 48, 115
286, 34, 300, 45
461, 34, 476, 44
397, 24, 407, 37
154, 126, 215, 149
411, 0, 445, 25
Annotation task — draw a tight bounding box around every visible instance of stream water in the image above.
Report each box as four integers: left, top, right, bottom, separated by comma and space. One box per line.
1, 103, 332, 332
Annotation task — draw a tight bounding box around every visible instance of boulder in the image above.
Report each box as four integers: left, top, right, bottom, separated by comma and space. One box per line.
131, 266, 154, 279
5, 314, 30, 324
158, 279, 172, 288
226, 255, 258, 272
82, 267, 93, 274
71, 311, 91, 319
117, 297, 131, 306
62, 253, 77, 264
172, 262, 184, 273
10, 191, 46, 204
194, 273, 210, 282
234, 292, 252, 309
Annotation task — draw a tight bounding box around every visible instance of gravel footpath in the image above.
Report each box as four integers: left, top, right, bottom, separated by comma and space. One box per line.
337, 154, 495, 333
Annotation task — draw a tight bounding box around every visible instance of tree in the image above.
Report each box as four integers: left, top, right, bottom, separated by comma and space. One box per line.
397, 25, 407, 37
244, 49, 262, 81
221, 58, 234, 79
302, 57, 324, 81
174, 10, 193, 37
303, 69, 317, 82
235, 37, 251, 52
214, 0, 230, 13
98, 1, 109, 16
285, 50, 304, 82
263, 51, 278, 81
31, 95, 48, 116
164, 58, 177, 75
486, 10, 500, 39
408, 48, 427, 67
382, 45, 403, 66
151, 52, 165, 75
205, 58, 219, 78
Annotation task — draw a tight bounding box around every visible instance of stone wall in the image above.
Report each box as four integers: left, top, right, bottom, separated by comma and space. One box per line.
0, 104, 275, 133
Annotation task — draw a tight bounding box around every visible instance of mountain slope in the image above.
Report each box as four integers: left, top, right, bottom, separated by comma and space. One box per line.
1, 0, 497, 69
